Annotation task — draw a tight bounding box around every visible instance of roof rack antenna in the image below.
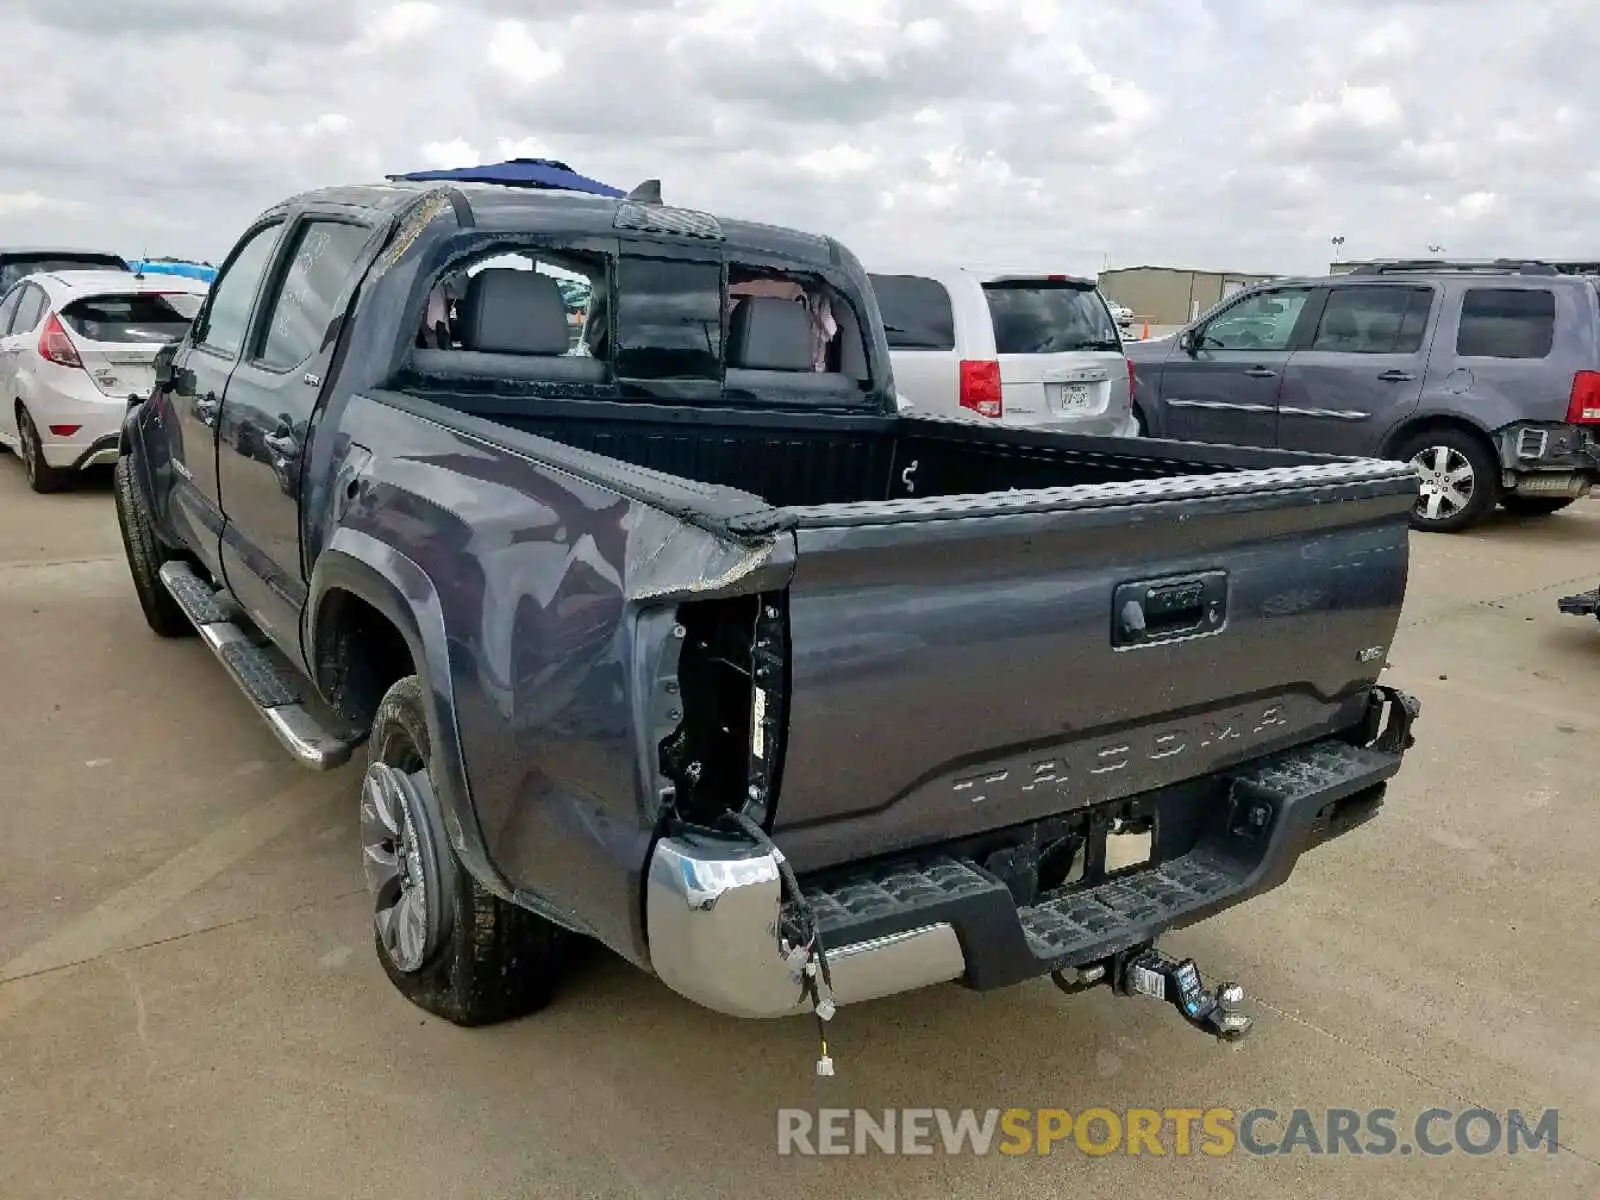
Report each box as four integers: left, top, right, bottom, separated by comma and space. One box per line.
625, 179, 663, 205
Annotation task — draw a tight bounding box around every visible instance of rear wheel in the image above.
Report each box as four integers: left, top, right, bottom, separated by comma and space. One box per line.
1396, 428, 1500, 533
1500, 494, 1576, 517
113, 451, 193, 637
16, 406, 69, 494
362, 675, 571, 1026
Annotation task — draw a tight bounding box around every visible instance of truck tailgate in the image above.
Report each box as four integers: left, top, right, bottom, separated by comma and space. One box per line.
769, 459, 1416, 871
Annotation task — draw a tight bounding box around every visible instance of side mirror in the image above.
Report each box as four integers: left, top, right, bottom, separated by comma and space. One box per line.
1177, 329, 1197, 354
153, 341, 179, 388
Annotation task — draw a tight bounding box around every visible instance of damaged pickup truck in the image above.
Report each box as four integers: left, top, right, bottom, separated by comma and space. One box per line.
115, 176, 1421, 1068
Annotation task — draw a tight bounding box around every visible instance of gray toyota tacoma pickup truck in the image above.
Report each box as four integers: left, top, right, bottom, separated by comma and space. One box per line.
113, 177, 1421, 1069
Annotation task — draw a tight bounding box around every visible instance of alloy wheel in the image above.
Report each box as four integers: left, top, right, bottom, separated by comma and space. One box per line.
1409, 444, 1476, 524
17, 414, 38, 484
360, 760, 444, 973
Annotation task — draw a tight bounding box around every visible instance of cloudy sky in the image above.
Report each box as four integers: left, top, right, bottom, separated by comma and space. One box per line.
2, 0, 1594, 277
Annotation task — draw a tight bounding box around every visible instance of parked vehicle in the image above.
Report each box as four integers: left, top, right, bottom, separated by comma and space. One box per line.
0, 247, 129, 291
0, 269, 207, 491
114, 178, 1421, 1062
867, 267, 1139, 436
1105, 296, 1135, 331
1127, 260, 1600, 532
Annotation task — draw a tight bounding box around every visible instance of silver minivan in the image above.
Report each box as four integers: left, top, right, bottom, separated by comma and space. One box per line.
868, 267, 1139, 435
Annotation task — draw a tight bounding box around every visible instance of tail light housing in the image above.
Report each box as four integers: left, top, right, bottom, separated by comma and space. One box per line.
38, 314, 82, 368
1126, 356, 1137, 397
959, 359, 1003, 418
1567, 371, 1600, 423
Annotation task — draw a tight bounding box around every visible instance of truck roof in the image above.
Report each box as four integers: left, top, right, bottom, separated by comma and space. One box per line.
277, 179, 848, 274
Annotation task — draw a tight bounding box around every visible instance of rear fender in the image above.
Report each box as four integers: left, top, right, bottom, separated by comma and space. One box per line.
306, 526, 595, 935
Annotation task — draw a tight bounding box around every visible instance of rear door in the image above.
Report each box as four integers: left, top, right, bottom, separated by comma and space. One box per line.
1276, 284, 1435, 455
867, 273, 958, 414
216, 213, 377, 659
1446, 283, 1574, 423
1158, 285, 1317, 447
58, 290, 205, 404
979, 276, 1125, 424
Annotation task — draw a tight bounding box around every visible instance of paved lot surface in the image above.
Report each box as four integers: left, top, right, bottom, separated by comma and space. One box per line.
1, 457, 1597, 1199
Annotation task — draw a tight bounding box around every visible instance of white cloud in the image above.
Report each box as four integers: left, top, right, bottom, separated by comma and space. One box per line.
796, 144, 878, 175
1355, 17, 1417, 62
495, 135, 555, 161
903, 18, 948, 49
485, 19, 564, 87
349, 2, 441, 53
302, 113, 353, 138
1289, 84, 1403, 135
0, 190, 60, 215
1445, 191, 1503, 221
419, 139, 479, 169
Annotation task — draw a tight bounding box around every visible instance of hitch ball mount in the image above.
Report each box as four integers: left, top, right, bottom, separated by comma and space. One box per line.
1053, 944, 1253, 1041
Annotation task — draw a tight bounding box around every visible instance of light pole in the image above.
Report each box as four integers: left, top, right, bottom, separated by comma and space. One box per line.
1330, 235, 1345, 263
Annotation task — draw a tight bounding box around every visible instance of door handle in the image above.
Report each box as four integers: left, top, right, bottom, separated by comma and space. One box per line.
194, 392, 220, 425
1377, 370, 1415, 382
1244, 367, 1276, 378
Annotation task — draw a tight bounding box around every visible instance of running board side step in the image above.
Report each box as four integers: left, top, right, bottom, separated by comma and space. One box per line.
158, 561, 357, 770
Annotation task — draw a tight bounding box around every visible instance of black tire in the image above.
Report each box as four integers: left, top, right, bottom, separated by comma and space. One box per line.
365, 675, 570, 1026
1500, 495, 1575, 517
1395, 427, 1500, 533
16, 406, 70, 494
113, 451, 193, 638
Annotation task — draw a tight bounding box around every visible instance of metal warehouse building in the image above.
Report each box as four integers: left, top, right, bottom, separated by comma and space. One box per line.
1098, 266, 1279, 327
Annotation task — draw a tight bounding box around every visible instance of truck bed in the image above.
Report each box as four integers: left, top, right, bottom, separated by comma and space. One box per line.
387, 391, 1249, 511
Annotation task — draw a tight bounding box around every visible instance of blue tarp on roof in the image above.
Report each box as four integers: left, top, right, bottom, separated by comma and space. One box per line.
387, 158, 625, 198
128, 259, 217, 283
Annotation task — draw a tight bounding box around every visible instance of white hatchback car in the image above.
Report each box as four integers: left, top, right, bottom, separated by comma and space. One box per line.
867, 267, 1138, 436
0, 270, 207, 491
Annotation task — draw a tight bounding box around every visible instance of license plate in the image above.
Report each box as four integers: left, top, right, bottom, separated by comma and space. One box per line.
1054, 383, 1094, 413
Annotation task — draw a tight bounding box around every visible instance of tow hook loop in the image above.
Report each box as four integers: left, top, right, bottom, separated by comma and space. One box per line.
1118, 947, 1253, 1041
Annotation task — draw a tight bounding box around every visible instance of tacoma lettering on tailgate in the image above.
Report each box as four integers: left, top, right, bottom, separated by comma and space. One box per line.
952, 702, 1293, 805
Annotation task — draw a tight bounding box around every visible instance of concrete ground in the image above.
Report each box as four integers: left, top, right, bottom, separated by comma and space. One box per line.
1, 457, 1597, 1200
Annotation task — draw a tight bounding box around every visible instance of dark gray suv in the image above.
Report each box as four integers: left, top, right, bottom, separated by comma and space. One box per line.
1128, 260, 1600, 532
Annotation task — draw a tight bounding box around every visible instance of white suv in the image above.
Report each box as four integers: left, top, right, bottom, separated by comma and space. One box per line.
867, 267, 1138, 436
0, 269, 207, 491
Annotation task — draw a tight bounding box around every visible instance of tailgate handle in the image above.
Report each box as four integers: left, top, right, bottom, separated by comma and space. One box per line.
1113, 571, 1228, 648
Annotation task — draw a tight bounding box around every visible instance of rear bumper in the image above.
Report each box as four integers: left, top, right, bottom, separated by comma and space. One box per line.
1497, 422, 1600, 496
643, 684, 1419, 1019
28, 383, 130, 469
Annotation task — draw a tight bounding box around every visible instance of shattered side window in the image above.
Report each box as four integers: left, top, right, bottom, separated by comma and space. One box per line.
257, 221, 373, 370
